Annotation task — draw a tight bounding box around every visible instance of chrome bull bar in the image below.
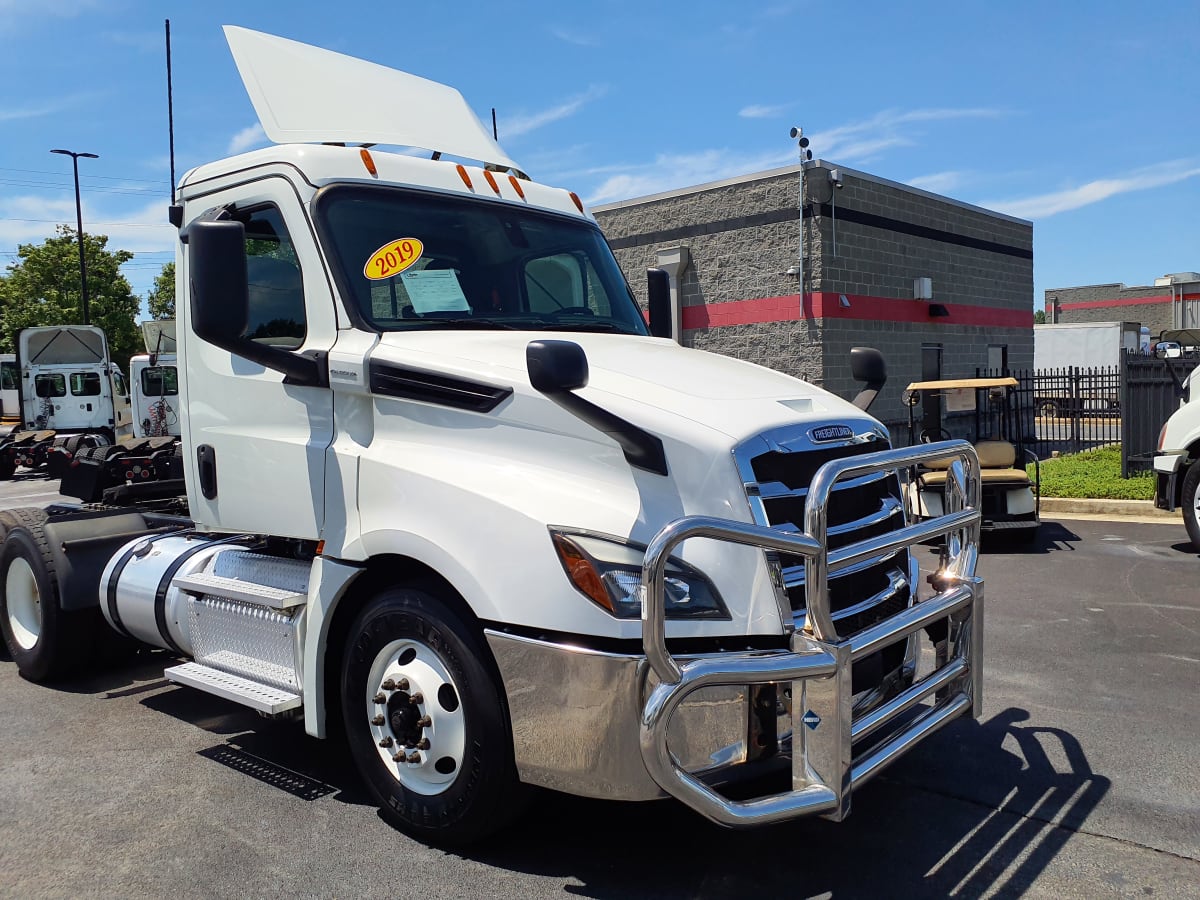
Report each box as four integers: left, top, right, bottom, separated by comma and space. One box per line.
638, 440, 983, 827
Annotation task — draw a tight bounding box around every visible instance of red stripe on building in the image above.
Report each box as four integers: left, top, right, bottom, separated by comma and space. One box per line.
681, 293, 1032, 331
1058, 294, 1173, 311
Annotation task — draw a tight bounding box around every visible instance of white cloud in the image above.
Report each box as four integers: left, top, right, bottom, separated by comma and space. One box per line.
907, 170, 967, 194
499, 86, 607, 139
586, 148, 794, 205
228, 123, 268, 155
739, 104, 787, 119
987, 160, 1200, 219
0, 91, 97, 122
809, 107, 1006, 164
549, 26, 598, 47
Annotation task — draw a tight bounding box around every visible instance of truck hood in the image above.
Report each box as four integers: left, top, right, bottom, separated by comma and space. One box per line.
372, 330, 878, 442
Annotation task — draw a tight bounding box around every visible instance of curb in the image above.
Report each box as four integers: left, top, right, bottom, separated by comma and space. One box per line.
1039, 497, 1180, 519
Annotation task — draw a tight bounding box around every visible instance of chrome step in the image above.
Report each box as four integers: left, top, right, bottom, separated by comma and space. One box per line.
165, 662, 302, 714
173, 571, 306, 610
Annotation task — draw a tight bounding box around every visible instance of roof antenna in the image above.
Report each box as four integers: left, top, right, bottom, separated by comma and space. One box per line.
165, 19, 183, 228
165, 19, 176, 204
491, 108, 498, 141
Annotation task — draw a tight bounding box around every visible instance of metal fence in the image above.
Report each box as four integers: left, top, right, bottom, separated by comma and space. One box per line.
1121, 355, 1199, 477
971, 357, 1198, 473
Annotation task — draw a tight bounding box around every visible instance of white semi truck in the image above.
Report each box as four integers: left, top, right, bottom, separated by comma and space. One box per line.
0, 27, 986, 845
0, 324, 132, 478
1153, 328, 1200, 548
130, 320, 181, 439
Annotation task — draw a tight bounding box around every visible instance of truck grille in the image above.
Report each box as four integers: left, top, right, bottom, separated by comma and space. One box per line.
735, 425, 913, 640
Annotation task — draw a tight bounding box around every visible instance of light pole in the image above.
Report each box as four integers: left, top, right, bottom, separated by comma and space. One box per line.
50, 148, 99, 325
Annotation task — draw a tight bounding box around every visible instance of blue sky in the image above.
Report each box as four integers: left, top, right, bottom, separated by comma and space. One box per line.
1, 0, 1197, 313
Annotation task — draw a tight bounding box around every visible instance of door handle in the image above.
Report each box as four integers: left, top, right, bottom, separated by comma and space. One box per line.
197, 444, 218, 499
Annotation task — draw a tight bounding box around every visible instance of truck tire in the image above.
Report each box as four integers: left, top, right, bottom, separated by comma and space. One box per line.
1182, 464, 1200, 551
0, 455, 15, 481
0, 510, 79, 681
340, 585, 524, 845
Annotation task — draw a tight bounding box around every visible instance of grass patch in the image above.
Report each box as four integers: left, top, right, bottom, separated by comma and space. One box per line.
1028, 444, 1154, 500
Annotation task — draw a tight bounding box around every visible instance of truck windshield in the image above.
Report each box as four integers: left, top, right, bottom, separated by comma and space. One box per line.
314, 185, 648, 336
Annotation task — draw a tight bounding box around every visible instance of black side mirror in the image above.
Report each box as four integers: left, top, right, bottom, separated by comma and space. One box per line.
186, 212, 324, 387
647, 268, 672, 339
850, 346, 887, 411
526, 340, 589, 394
189, 216, 249, 345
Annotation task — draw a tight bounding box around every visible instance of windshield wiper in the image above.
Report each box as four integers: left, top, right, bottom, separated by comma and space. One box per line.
540, 321, 633, 334
408, 318, 518, 331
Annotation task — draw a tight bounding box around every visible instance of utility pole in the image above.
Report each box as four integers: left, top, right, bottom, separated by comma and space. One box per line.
50, 148, 100, 325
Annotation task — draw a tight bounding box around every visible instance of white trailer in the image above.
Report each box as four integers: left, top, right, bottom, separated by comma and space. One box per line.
1034, 321, 1142, 370
0, 27, 986, 845
1033, 321, 1140, 417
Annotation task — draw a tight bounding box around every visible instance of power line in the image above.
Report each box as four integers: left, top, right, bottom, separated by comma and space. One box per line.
0, 177, 161, 197
0, 166, 167, 186
0, 217, 171, 227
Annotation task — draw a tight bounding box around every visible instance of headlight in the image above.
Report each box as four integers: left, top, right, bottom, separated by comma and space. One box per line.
549, 529, 729, 620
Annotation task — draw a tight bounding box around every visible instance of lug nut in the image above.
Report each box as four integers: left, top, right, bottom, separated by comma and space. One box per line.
371, 714, 385, 726
379, 736, 394, 748
417, 715, 432, 728
382, 678, 396, 691
392, 751, 405, 762
409, 692, 424, 705
396, 678, 410, 691
406, 752, 421, 764
373, 693, 386, 704
416, 738, 430, 751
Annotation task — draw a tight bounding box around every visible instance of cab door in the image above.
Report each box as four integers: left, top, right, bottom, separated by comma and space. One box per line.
180, 175, 336, 539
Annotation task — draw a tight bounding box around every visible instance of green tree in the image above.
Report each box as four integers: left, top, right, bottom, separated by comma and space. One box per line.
0, 226, 142, 371
1034, 309, 1047, 324
147, 261, 175, 319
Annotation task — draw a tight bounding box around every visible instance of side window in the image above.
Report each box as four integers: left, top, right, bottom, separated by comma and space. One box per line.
0, 362, 17, 391
243, 205, 306, 348
112, 371, 129, 397
140, 366, 179, 397
524, 252, 615, 316
70, 373, 102, 396
35, 374, 66, 398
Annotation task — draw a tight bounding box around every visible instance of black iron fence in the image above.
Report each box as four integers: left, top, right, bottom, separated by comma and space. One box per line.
1121, 355, 1199, 477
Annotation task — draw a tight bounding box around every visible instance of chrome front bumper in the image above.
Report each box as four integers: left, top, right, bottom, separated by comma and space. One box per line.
488, 441, 983, 823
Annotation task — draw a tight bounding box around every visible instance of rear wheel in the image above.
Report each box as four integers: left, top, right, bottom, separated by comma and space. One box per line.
1182, 464, 1200, 551
340, 585, 524, 845
0, 509, 77, 681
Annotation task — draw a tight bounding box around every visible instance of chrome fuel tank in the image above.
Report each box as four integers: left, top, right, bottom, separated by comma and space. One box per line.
99, 533, 251, 654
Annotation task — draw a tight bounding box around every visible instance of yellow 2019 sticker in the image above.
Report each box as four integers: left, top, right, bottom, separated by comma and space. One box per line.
363, 238, 424, 280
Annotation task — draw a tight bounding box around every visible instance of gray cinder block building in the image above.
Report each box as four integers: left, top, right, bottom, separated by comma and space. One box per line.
593, 160, 1034, 438
1045, 273, 1200, 336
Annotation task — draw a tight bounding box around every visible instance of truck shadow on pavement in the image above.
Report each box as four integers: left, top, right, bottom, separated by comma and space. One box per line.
135, 677, 1110, 898
461, 707, 1110, 899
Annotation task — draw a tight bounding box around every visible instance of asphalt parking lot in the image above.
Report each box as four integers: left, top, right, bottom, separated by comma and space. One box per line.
0, 478, 1197, 899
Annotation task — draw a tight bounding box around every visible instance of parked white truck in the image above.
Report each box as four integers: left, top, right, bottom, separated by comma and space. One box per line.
1153, 328, 1200, 548
0, 325, 132, 478
130, 320, 181, 439
0, 27, 986, 845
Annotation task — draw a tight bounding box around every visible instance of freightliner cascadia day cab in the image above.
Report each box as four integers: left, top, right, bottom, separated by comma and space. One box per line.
0, 27, 986, 845
130, 320, 181, 439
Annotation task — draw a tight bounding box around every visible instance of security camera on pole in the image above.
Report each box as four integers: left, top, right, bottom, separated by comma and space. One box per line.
788, 127, 813, 296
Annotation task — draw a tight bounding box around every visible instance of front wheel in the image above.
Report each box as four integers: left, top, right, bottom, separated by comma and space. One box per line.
1182, 464, 1200, 551
340, 585, 524, 845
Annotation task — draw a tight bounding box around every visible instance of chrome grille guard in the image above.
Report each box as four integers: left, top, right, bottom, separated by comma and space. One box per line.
638, 440, 983, 827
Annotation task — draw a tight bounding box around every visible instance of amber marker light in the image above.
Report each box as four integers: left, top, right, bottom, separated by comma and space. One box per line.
315, 540, 326, 556
507, 175, 526, 200
456, 164, 474, 191
568, 191, 585, 214
359, 148, 378, 177
552, 533, 612, 613
483, 169, 501, 195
